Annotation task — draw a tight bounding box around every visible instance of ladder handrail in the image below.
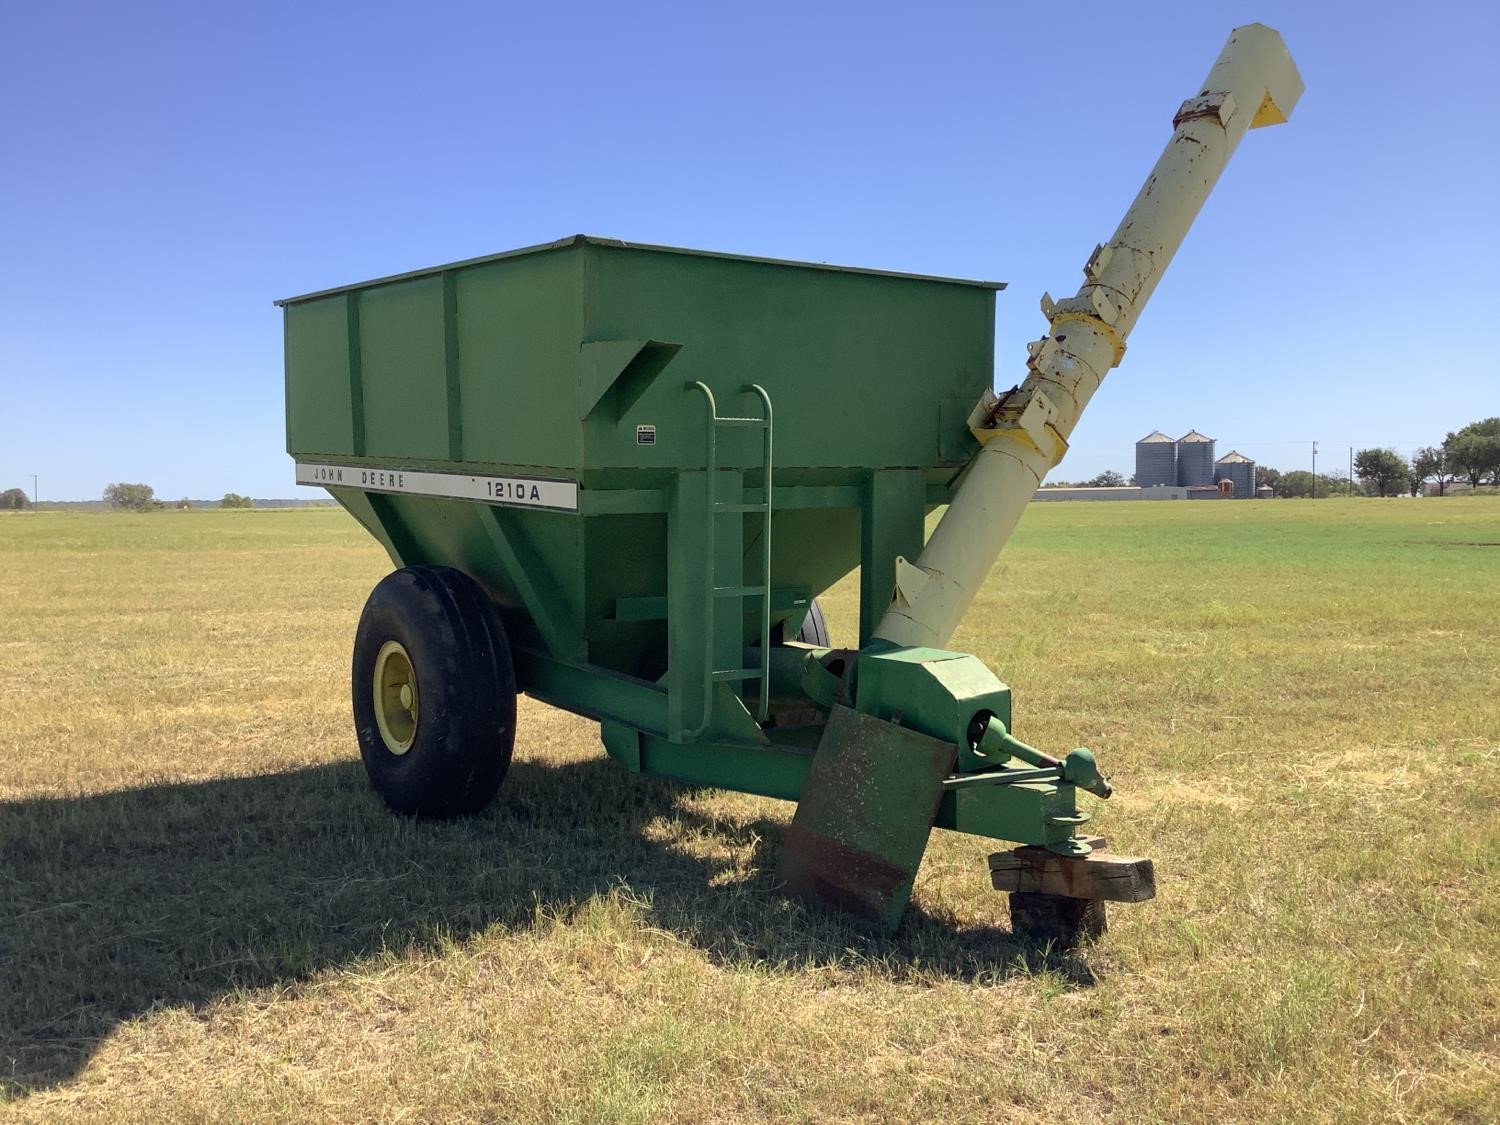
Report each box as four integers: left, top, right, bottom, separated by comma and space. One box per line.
746, 383, 773, 721
686, 381, 719, 740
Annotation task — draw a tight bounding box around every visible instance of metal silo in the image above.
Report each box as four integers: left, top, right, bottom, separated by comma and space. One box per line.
1176, 430, 1216, 486
1215, 450, 1255, 498
1135, 430, 1177, 487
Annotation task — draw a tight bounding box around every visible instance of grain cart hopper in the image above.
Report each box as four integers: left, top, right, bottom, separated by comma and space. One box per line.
282, 25, 1301, 946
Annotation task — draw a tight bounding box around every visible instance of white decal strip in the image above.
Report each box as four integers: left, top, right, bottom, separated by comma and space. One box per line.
295, 461, 578, 512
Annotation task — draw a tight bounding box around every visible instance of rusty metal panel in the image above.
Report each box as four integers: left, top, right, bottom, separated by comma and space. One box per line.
778, 704, 956, 934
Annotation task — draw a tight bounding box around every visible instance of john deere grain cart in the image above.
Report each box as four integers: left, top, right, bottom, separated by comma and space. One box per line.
281, 25, 1302, 945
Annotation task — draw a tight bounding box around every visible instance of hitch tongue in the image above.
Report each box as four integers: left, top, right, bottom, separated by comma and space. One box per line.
968, 715, 1113, 799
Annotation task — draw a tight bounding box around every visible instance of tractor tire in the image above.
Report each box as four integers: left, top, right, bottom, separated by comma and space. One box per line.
771, 598, 830, 648
794, 599, 830, 647
1009, 892, 1108, 949
352, 565, 516, 818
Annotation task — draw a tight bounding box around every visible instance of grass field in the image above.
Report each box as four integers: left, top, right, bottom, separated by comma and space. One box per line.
2, 499, 1496, 1122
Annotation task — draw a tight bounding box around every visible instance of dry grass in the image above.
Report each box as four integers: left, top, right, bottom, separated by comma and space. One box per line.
1, 500, 1496, 1122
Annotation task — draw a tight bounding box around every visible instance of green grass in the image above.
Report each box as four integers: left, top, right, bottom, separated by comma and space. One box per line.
1, 500, 1496, 1122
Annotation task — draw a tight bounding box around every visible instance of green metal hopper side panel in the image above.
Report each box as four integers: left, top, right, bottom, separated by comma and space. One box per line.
284, 236, 1001, 693
324, 483, 868, 682
573, 240, 998, 478
329, 488, 587, 661
284, 247, 584, 467
282, 235, 1000, 481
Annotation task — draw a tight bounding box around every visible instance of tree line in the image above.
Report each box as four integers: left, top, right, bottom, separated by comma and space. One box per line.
0, 484, 256, 510
1402, 417, 1500, 495
1305, 417, 1499, 498
100, 484, 255, 509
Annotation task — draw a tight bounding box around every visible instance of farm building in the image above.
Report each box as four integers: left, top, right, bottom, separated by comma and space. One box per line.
1038, 486, 1152, 501
1124, 430, 1262, 500
1186, 483, 1231, 500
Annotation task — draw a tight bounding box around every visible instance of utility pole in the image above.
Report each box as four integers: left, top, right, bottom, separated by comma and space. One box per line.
1311, 441, 1318, 499
1348, 447, 1353, 496
32, 474, 38, 509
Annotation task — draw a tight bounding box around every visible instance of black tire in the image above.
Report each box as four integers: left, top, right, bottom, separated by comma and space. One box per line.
1009, 892, 1108, 949
352, 565, 516, 818
793, 599, 830, 647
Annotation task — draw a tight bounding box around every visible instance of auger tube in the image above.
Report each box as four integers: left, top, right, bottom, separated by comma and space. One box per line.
873, 23, 1303, 651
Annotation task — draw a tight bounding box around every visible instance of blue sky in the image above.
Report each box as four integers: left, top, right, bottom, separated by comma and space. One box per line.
2, 0, 1496, 500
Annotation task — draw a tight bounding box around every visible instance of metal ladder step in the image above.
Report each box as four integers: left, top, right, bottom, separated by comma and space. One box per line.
713, 502, 769, 513
711, 667, 766, 682
713, 585, 765, 598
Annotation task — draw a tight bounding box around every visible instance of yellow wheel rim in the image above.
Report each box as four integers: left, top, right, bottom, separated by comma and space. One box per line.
373, 640, 419, 755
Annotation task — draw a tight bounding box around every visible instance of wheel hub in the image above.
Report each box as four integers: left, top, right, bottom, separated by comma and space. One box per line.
373, 640, 419, 754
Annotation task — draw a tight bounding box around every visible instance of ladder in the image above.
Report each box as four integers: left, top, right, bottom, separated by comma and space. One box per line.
687, 381, 774, 733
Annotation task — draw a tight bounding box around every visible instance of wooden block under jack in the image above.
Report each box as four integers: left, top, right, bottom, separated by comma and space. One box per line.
988, 843, 1155, 903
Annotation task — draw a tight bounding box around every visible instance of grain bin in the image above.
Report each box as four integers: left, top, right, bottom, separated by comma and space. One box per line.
1135, 431, 1177, 487
1215, 450, 1256, 499
282, 24, 1302, 947
1176, 430, 1217, 486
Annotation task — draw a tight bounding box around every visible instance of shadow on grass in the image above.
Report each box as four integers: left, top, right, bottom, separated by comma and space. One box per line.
1, 755, 1092, 1093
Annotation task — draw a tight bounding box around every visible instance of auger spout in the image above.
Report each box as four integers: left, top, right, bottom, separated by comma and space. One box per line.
873, 23, 1303, 650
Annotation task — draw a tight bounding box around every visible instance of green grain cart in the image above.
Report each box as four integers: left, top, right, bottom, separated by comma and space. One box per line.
282, 25, 1302, 945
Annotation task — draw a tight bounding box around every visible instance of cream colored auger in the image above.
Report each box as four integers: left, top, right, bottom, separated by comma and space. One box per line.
874, 23, 1304, 651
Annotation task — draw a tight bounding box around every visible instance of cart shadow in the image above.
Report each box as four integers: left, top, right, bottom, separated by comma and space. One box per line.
1, 755, 1093, 1094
